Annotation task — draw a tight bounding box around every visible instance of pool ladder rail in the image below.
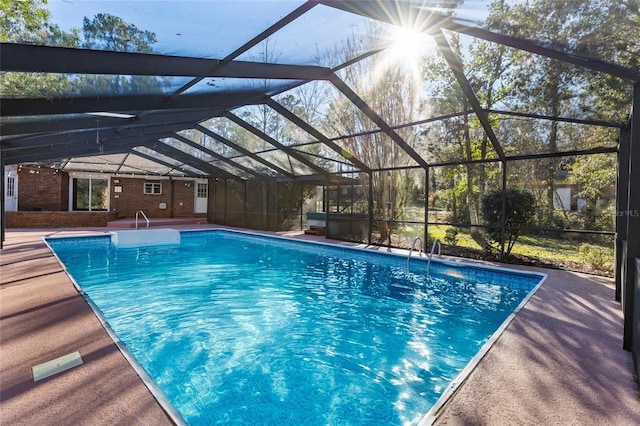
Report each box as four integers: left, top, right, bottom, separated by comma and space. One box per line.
135, 210, 150, 229
407, 237, 442, 275
407, 237, 423, 270
426, 239, 442, 276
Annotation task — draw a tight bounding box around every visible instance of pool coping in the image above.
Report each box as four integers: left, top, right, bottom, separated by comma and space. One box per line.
2, 224, 639, 425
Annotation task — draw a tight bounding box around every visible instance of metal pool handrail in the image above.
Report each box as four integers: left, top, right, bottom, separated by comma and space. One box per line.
426, 239, 442, 276
135, 210, 149, 229
407, 237, 423, 270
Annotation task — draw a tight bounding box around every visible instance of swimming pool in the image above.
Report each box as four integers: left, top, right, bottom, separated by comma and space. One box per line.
46, 229, 544, 425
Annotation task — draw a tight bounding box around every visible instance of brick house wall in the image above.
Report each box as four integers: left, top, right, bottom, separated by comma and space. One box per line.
110, 177, 202, 218
173, 179, 197, 217
11, 166, 207, 221
18, 166, 69, 211
6, 211, 118, 228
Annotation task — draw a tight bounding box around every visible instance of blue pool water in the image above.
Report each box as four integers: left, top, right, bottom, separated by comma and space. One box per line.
47, 230, 543, 425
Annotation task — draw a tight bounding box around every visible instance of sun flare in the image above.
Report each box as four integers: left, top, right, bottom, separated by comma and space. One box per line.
373, 23, 436, 92
388, 25, 431, 64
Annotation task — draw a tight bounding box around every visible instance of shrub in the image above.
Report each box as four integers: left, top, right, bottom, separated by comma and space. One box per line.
579, 243, 612, 272
594, 205, 615, 233
481, 188, 536, 255
444, 227, 459, 247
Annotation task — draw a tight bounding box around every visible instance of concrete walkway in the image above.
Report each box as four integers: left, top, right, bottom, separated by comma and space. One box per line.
1, 229, 176, 426
1, 226, 639, 425
432, 265, 640, 425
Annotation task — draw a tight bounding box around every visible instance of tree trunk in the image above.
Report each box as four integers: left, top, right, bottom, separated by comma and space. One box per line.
463, 107, 479, 226
547, 121, 559, 224
547, 64, 561, 225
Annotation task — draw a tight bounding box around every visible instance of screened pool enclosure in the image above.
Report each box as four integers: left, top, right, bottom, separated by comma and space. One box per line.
1, 1, 639, 359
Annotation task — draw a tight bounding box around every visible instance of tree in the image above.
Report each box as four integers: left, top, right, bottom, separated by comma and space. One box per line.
82, 13, 155, 52
0, 0, 76, 44
0, 0, 79, 97
465, 0, 523, 225
569, 153, 617, 230
481, 188, 536, 255
493, 0, 637, 228
422, 0, 517, 229
237, 36, 285, 147
571, 0, 640, 122
78, 13, 162, 95
422, 32, 475, 225
1, 5, 164, 97
497, 2, 583, 226
321, 22, 428, 242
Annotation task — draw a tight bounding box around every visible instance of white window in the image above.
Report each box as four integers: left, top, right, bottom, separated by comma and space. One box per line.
6, 176, 15, 197
72, 178, 108, 211
144, 182, 162, 195
553, 187, 571, 211
196, 182, 208, 198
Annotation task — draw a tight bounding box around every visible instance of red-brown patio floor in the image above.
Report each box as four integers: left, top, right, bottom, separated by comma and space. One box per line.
1, 226, 639, 425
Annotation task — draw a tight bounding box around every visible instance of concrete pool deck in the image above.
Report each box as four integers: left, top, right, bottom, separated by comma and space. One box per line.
1, 225, 638, 425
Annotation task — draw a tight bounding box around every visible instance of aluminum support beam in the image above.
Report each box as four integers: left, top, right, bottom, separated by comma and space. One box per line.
2, 123, 194, 151
424, 167, 429, 249
194, 124, 295, 179
1, 149, 5, 249
486, 109, 624, 129
433, 30, 506, 162
329, 74, 431, 170
1, 92, 265, 117
623, 82, 640, 351
442, 21, 640, 83
146, 141, 238, 179
1, 43, 331, 81
170, 133, 264, 179
171, 1, 319, 97
224, 112, 329, 177
131, 149, 200, 177
1, 109, 217, 137
3, 128, 185, 163
500, 162, 507, 260
319, 1, 640, 82
5, 139, 145, 164
616, 127, 630, 301
316, 1, 447, 35
266, 98, 371, 172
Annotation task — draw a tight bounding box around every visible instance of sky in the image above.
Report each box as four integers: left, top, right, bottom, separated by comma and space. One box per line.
45, 1, 496, 61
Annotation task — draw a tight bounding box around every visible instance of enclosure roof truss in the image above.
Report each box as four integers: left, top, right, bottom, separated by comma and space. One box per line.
1, 0, 636, 180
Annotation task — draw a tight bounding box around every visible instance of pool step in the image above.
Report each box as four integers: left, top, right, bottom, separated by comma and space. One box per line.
304, 226, 326, 236
108, 218, 207, 228
111, 228, 181, 247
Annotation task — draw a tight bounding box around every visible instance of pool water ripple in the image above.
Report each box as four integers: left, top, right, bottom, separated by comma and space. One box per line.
47, 230, 542, 425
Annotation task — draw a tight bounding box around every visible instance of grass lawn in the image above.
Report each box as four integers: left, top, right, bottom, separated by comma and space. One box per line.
422, 225, 614, 273
381, 206, 614, 275
378, 205, 615, 274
